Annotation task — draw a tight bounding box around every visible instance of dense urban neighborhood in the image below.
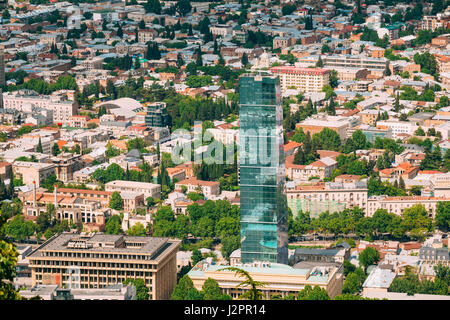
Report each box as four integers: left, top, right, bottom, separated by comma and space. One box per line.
0, 0, 449, 302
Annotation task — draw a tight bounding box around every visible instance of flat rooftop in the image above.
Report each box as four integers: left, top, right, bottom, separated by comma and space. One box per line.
28, 233, 179, 260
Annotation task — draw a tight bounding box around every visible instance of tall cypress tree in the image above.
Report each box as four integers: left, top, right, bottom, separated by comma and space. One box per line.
36, 138, 43, 153
7, 170, 14, 199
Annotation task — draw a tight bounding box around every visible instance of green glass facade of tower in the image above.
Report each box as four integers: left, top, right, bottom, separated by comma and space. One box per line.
239, 73, 288, 265
145, 102, 169, 127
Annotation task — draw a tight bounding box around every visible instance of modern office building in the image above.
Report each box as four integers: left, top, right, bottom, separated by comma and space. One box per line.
27, 233, 181, 300
144, 102, 170, 128
238, 73, 288, 265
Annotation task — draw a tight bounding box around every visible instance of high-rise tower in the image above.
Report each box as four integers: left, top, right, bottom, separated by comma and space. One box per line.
238, 73, 288, 265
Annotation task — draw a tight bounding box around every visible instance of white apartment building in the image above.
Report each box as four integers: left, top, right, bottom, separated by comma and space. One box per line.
105, 180, 161, 199
209, 24, 233, 37
375, 120, 418, 139
138, 29, 157, 43
205, 127, 239, 145
81, 57, 104, 71
269, 66, 330, 92
3, 90, 78, 125
366, 196, 450, 218
323, 55, 389, 71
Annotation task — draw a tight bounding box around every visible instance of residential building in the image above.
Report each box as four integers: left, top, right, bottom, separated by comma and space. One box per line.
286, 181, 368, 218
174, 178, 220, 197
269, 66, 330, 93
12, 161, 56, 188
367, 196, 450, 217
105, 180, 161, 199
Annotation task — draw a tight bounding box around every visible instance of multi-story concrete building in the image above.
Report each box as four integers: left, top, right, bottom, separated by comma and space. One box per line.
375, 120, 418, 139
56, 188, 113, 208
285, 155, 338, 181
138, 29, 157, 43
175, 178, 220, 197
47, 153, 84, 183
12, 161, 56, 188
209, 24, 233, 37
188, 260, 343, 299
105, 180, 161, 199
323, 55, 389, 72
27, 233, 181, 300
269, 66, 330, 92
286, 181, 368, 218
2, 90, 78, 125
366, 196, 450, 217
296, 114, 357, 141
81, 57, 104, 71
422, 15, 445, 31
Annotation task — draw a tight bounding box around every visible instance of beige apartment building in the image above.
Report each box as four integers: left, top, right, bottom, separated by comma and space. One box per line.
296, 115, 351, 141
286, 181, 368, 218
175, 178, 220, 197
323, 55, 389, 72
138, 29, 157, 43
209, 24, 233, 37
285, 155, 338, 181
12, 161, 56, 188
3, 90, 78, 124
105, 180, 162, 199
188, 260, 343, 299
269, 66, 330, 92
366, 196, 450, 217
27, 233, 181, 300
81, 57, 103, 71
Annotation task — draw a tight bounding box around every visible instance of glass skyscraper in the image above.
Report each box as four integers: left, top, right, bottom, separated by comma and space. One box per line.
239, 73, 288, 265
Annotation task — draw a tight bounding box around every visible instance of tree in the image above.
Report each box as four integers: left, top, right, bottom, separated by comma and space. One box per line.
51, 143, 60, 156
221, 235, 240, 261
171, 275, 195, 300
241, 52, 248, 67
358, 247, 380, 272
109, 191, 123, 210
342, 273, 362, 294
36, 138, 43, 153
329, 70, 339, 88
414, 127, 425, 136
316, 55, 324, 67
219, 267, 266, 300
0, 211, 20, 299
105, 215, 122, 234
202, 277, 225, 300
343, 260, 356, 276
435, 202, 450, 232
127, 223, 146, 236
175, 0, 192, 16
297, 285, 330, 300
5, 215, 35, 242
192, 249, 203, 266
123, 278, 149, 300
